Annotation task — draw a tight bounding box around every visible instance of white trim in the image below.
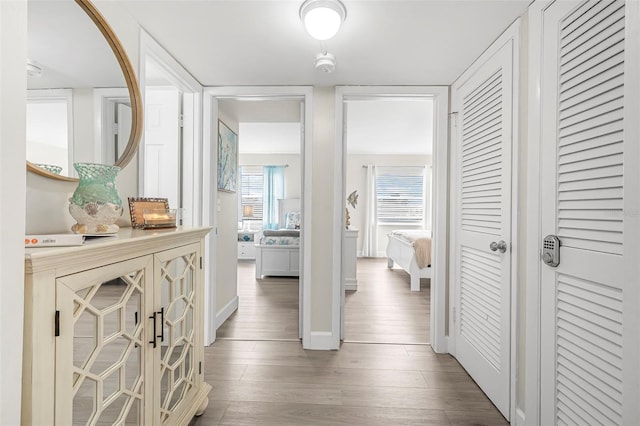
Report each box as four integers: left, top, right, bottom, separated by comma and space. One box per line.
515, 408, 526, 426
306, 331, 335, 350
450, 19, 520, 421
92, 87, 129, 164
509, 19, 522, 425
203, 86, 313, 348
334, 86, 449, 353
215, 296, 239, 329
138, 29, 204, 221
524, 3, 549, 425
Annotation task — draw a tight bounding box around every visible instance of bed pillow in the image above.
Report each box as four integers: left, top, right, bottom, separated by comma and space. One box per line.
284, 211, 301, 229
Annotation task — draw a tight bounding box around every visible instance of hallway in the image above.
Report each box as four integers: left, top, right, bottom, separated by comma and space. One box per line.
193, 340, 507, 425
201, 259, 505, 425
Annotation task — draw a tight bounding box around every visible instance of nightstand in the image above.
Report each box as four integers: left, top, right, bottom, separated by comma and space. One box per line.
238, 230, 259, 259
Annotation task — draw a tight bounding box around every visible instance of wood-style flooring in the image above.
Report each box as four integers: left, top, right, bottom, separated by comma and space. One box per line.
216, 260, 300, 340
195, 259, 507, 425
345, 257, 430, 344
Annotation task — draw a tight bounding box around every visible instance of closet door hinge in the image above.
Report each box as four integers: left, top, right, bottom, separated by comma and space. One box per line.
452, 307, 457, 324
449, 111, 459, 128
179, 113, 185, 128
200, 256, 203, 269
199, 361, 202, 375
55, 310, 60, 337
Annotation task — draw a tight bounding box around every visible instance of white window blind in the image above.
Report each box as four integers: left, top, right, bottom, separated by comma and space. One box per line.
376, 166, 425, 225
239, 166, 263, 221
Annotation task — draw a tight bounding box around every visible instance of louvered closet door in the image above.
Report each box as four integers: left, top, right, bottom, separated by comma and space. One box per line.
539, 1, 640, 424
452, 32, 515, 419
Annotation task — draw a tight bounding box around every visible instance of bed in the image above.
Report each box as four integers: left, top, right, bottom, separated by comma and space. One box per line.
254, 198, 301, 279
386, 229, 432, 291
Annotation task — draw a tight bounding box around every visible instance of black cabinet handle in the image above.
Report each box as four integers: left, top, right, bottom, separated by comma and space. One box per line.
149, 312, 157, 348
158, 307, 165, 342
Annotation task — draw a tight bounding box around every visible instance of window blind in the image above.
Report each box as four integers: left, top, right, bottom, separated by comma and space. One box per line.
239, 166, 263, 220
376, 166, 425, 224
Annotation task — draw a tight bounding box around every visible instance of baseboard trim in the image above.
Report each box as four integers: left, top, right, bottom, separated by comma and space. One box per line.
215, 296, 239, 330
344, 278, 357, 291
304, 331, 337, 350
515, 408, 525, 426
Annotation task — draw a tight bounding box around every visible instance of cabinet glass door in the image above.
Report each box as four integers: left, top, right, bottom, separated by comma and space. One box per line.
55, 256, 153, 425
155, 244, 200, 424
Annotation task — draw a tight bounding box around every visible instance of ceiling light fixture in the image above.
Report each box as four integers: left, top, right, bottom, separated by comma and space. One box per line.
299, 0, 347, 41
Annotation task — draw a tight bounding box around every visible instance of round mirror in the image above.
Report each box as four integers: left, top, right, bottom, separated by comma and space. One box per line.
26, 0, 142, 181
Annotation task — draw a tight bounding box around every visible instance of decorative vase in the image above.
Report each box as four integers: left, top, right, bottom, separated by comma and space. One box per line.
69, 163, 123, 234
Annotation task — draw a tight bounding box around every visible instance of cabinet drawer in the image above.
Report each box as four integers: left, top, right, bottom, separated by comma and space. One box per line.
237, 242, 256, 259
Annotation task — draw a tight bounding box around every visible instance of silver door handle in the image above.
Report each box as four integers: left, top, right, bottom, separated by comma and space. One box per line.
490, 240, 507, 253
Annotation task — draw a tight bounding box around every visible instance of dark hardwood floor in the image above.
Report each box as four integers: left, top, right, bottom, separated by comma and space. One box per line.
196, 258, 507, 425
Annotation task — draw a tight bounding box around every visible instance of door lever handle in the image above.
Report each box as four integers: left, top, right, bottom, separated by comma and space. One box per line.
490, 240, 507, 253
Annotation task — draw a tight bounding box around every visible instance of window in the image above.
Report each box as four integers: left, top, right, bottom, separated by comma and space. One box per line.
239, 166, 264, 222
376, 166, 425, 225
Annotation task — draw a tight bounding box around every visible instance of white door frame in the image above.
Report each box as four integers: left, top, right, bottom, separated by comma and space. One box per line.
138, 29, 204, 229
202, 86, 313, 347
449, 20, 520, 422
333, 86, 449, 353
524, 3, 548, 424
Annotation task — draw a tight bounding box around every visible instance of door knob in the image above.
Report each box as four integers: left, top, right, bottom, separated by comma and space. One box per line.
489, 240, 507, 253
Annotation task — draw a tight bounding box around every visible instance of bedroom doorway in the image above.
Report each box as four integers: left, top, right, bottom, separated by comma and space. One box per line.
203, 87, 313, 347
218, 98, 302, 341
334, 86, 449, 352
342, 97, 433, 344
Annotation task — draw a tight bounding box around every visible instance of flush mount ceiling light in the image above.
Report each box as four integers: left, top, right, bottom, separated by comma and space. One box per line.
299, 0, 347, 41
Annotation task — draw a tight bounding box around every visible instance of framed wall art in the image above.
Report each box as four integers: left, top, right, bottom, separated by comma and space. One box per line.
217, 120, 238, 192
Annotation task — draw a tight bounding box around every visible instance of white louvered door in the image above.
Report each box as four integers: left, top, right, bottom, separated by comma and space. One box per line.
539, 1, 640, 424
451, 28, 516, 420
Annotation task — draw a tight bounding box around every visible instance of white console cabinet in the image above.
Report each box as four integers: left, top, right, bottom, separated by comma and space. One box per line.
23, 227, 211, 425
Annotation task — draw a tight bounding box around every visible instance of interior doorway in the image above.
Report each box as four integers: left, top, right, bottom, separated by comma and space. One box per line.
341, 98, 433, 345
203, 87, 313, 347
215, 98, 303, 341
139, 30, 202, 228
334, 86, 449, 353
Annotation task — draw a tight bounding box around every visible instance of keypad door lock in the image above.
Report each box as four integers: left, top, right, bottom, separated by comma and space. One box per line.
542, 235, 560, 267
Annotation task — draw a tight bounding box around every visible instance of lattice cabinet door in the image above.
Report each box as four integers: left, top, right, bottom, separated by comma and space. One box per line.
54, 255, 155, 425
152, 243, 206, 425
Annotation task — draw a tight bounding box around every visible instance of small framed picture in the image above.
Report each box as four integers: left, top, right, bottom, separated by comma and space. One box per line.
128, 197, 169, 229
217, 120, 238, 193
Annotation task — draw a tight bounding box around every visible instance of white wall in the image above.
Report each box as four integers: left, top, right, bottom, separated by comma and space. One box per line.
0, 1, 27, 423
73, 88, 96, 165
215, 110, 239, 316
310, 87, 335, 332
346, 154, 432, 255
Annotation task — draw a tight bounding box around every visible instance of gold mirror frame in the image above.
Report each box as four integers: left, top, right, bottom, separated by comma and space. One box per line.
26, 0, 143, 182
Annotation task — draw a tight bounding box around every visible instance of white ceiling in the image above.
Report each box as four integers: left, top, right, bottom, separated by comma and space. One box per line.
27, 0, 529, 155
119, 0, 530, 86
